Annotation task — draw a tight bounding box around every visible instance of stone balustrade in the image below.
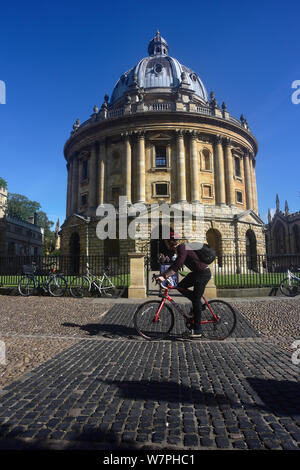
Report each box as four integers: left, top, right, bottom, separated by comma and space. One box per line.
72, 102, 251, 135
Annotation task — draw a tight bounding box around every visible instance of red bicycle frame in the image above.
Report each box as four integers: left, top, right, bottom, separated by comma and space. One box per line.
155, 282, 220, 325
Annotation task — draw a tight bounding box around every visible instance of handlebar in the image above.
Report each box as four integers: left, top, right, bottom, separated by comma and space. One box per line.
152, 273, 172, 290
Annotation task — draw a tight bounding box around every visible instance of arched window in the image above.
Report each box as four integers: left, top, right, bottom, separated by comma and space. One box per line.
82, 160, 88, 180
155, 146, 167, 167
234, 157, 241, 178
206, 228, 222, 266
246, 229, 257, 271
201, 149, 211, 171
273, 221, 286, 254
111, 150, 121, 174
293, 225, 300, 253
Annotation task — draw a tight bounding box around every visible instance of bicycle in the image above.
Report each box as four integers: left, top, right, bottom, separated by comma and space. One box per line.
279, 266, 300, 297
69, 267, 125, 298
134, 275, 237, 340
18, 263, 68, 297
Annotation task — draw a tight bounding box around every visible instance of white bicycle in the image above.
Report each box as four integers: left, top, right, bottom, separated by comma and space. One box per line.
279, 267, 300, 297
69, 267, 125, 298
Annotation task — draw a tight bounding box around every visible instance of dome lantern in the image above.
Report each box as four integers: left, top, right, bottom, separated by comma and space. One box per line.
147, 30, 169, 56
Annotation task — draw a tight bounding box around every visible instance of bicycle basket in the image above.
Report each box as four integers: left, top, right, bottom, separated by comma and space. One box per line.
22, 264, 36, 274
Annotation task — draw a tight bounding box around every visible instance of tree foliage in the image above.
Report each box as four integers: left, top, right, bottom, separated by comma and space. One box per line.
7, 193, 41, 220
36, 210, 56, 253
7, 193, 56, 253
0, 177, 7, 189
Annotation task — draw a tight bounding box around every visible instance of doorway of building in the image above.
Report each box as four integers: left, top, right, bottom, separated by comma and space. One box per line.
150, 223, 173, 270
69, 232, 80, 274
206, 228, 222, 266
246, 229, 257, 271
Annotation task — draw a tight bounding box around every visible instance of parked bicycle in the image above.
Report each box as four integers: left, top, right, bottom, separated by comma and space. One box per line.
69, 267, 125, 298
134, 275, 237, 340
279, 266, 300, 297
18, 263, 68, 297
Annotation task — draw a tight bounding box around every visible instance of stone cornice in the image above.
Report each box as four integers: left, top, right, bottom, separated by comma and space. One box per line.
64, 111, 258, 160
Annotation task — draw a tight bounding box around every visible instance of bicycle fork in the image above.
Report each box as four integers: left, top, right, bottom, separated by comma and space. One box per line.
153, 298, 166, 322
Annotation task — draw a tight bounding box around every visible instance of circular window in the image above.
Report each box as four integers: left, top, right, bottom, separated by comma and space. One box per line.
191, 73, 197, 82
154, 63, 163, 74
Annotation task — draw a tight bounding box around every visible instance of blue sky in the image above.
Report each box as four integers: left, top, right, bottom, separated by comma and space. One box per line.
0, 0, 299, 227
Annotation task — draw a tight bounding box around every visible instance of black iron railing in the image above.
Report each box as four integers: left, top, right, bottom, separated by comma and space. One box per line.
0, 255, 130, 288
1, 253, 300, 291
213, 254, 300, 289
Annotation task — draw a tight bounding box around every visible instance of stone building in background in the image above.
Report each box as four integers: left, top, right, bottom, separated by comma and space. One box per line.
0, 185, 43, 258
265, 195, 300, 257
60, 32, 265, 267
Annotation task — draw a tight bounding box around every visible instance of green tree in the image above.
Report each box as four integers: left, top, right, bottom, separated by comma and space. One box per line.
36, 211, 55, 253
0, 177, 7, 189
7, 193, 41, 220
7, 193, 56, 254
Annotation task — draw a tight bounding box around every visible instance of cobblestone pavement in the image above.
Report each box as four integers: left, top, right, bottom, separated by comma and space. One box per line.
0, 299, 299, 451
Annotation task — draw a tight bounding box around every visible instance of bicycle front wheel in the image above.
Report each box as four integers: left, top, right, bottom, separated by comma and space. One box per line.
18, 275, 35, 296
201, 300, 236, 340
69, 275, 91, 298
134, 300, 174, 340
279, 277, 299, 297
101, 275, 125, 298
48, 275, 68, 297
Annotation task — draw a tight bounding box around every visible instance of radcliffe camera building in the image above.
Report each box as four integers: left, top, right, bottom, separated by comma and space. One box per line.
60, 32, 265, 265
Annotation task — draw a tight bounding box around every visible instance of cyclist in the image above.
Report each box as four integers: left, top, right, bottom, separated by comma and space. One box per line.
156, 232, 211, 338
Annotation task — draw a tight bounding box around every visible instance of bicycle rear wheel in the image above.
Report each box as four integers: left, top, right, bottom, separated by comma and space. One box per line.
201, 300, 236, 340
18, 275, 35, 296
48, 275, 68, 297
279, 277, 299, 297
101, 275, 125, 298
134, 300, 174, 340
69, 275, 91, 298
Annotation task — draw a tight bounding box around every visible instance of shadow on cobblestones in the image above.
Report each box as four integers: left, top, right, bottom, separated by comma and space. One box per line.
104, 377, 300, 417
247, 378, 300, 417
104, 379, 238, 407
0, 426, 138, 450
62, 322, 137, 338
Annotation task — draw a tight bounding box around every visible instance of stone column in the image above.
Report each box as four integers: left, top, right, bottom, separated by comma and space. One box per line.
243, 151, 253, 210
176, 130, 187, 202
89, 143, 98, 211
224, 138, 234, 206
251, 156, 258, 213
190, 131, 200, 203
71, 154, 79, 213
77, 156, 82, 211
137, 130, 146, 203
66, 162, 71, 217
214, 135, 226, 205
98, 140, 106, 206
123, 132, 132, 203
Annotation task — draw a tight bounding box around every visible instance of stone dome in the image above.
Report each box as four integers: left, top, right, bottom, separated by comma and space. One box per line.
110, 31, 208, 104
